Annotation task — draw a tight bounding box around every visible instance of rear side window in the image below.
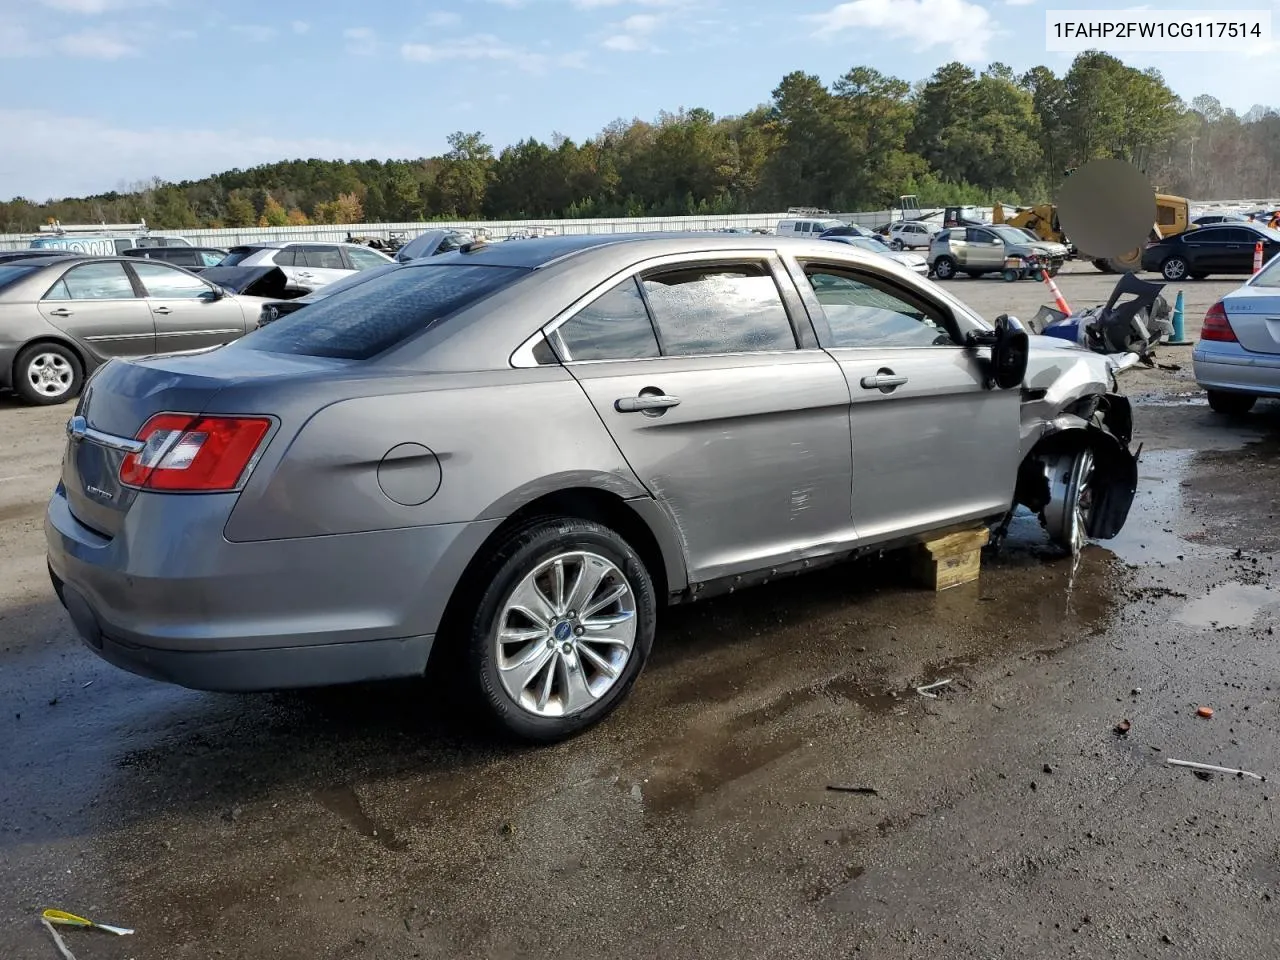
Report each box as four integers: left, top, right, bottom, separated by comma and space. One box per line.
44, 262, 137, 301
300, 245, 345, 269
641, 262, 796, 356
0, 264, 39, 291
199, 250, 225, 266
239, 263, 528, 360
272, 248, 298, 267
557, 278, 660, 361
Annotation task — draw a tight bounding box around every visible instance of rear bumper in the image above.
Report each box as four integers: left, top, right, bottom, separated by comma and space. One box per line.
1193, 343, 1280, 396
45, 484, 500, 691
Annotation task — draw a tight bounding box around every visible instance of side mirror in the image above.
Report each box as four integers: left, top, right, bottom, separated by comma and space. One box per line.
208, 285, 227, 300
966, 314, 1029, 390
989, 314, 1029, 390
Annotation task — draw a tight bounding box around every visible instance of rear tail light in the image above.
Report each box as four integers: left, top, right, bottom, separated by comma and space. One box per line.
120, 413, 272, 491
1200, 301, 1238, 342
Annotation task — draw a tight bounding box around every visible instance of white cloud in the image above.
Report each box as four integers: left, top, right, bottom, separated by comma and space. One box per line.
0, 108, 416, 201
0, 20, 36, 56
1004, 0, 1035, 5
810, 0, 993, 62
572, 0, 685, 7
401, 33, 584, 73
291, 20, 310, 34
426, 11, 463, 26
231, 24, 276, 43
55, 30, 137, 58
37, 0, 167, 11
600, 9, 664, 51
344, 26, 377, 55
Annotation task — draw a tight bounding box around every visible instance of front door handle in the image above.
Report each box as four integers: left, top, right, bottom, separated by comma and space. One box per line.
615, 394, 681, 413
860, 370, 908, 392
48, 307, 72, 317
152, 306, 172, 315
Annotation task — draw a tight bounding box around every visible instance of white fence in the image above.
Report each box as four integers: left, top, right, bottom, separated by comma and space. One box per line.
5, 198, 1270, 251
0, 209, 904, 251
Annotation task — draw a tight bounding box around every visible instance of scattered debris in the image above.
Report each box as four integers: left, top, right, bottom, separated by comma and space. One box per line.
1197, 706, 1215, 719
41, 909, 133, 936
1167, 758, 1266, 781
916, 679, 953, 699
1042, 764, 1054, 775
1131, 688, 1142, 696
826, 785, 879, 796
81, 681, 93, 689
1157, 362, 1182, 371
1114, 719, 1132, 735
40, 908, 135, 959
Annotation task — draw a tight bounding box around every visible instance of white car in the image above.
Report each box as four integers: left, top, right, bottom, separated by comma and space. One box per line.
1193, 257, 1280, 415
886, 221, 937, 250
820, 234, 928, 275
218, 241, 395, 293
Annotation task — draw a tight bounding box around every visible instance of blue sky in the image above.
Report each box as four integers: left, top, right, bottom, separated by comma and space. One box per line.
0, 0, 1275, 201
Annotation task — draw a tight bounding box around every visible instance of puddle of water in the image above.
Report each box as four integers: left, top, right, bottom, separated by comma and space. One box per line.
1176, 582, 1279, 629
315, 784, 408, 851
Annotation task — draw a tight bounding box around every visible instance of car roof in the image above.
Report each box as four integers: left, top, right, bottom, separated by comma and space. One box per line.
233, 240, 387, 250
427, 230, 875, 270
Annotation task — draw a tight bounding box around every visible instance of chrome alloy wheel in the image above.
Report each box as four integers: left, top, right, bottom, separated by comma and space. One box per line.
26, 352, 74, 398
1042, 448, 1096, 555
495, 551, 638, 718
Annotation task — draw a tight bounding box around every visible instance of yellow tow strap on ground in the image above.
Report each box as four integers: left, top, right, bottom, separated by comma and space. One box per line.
42, 908, 134, 935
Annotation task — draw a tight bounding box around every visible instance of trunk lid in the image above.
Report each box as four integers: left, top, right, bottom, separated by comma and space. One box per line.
1222, 285, 1280, 355
64, 348, 349, 537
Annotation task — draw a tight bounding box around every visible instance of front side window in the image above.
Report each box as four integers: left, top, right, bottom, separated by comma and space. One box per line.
301, 245, 346, 269
804, 265, 955, 349
44, 262, 136, 301
556, 278, 660, 361
200, 250, 225, 266
641, 262, 796, 356
130, 261, 212, 299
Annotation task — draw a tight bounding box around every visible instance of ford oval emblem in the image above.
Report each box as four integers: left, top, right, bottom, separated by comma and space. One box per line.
67, 415, 87, 440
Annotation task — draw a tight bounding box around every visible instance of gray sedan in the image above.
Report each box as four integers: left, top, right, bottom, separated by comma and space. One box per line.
46, 233, 1138, 742
0, 255, 274, 405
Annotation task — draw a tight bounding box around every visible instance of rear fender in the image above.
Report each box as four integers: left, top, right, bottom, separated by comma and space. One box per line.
1015, 393, 1138, 540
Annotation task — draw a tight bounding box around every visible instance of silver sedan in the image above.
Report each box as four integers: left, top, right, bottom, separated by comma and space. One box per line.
1193, 258, 1280, 413
0, 255, 276, 405
46, 233, 1138, 742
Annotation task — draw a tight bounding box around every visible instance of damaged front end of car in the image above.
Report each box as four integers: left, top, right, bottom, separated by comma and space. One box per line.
1004, 337, 1141, 553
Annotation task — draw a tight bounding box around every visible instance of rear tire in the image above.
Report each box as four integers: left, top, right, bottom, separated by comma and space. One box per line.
463, 517, 656, 743
932, 256, 956, 280
1206, 391, 1256, 416
13, 342, 83, 406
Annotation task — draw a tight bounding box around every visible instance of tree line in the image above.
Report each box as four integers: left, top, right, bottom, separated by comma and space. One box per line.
2, 50, 1277, 234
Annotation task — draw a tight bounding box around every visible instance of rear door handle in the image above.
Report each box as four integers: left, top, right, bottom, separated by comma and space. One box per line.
48, 307, 72, 317
615, 394, 681, 413
860, 371, 908, 391
152, 306, 172, 315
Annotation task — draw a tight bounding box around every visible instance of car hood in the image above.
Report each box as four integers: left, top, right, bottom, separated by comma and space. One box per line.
1011, 241, 1069, 257
199, 265, 290, 299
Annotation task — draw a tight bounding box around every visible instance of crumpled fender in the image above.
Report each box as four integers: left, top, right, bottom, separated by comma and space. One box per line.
1015, 393, 1138, 540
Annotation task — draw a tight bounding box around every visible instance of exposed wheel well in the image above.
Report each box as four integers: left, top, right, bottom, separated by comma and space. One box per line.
433, 488, 671, 664
11, 337, 89, 388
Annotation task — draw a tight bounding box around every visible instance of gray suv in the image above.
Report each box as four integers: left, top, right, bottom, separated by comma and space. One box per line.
929, 225, 1069, 280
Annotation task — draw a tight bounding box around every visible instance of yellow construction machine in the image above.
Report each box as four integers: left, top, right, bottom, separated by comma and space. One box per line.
992, 193, 1192, 273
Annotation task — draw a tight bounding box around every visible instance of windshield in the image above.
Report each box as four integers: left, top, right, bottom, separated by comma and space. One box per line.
1250, 248, 1280, 286
992, 225, 1038, 244
0, 264, 40, 291
218, 247, 257, 266
237, 263, 529, 360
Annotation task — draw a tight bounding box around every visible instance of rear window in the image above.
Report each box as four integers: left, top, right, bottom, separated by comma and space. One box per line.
238, 263, 528, 360
218, 247, 256, 266
0, 264, 39, 291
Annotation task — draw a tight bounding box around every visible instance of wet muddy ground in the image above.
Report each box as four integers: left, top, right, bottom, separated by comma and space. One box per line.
3, 269, 1280, 959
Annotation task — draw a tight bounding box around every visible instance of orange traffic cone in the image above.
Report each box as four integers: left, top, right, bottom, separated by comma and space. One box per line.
1041, 268, 1071, 315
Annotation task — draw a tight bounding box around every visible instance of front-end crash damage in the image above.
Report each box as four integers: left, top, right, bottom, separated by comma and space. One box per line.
1007, 338, 1140, 551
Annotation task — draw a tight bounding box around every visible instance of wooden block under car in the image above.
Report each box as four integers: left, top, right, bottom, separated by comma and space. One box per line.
910, 527, 990, 591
